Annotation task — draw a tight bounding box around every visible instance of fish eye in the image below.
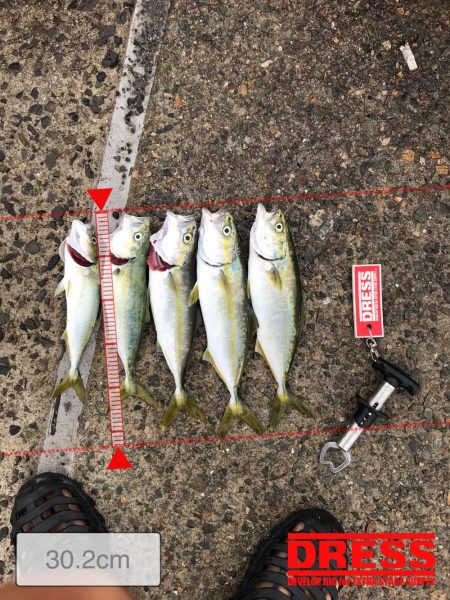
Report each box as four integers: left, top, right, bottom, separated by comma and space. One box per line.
275, 222, 283, 232
134, 232, 143, 241
223, 225, 231, 237
92, 236, 97, 245
183, 232, 192, 244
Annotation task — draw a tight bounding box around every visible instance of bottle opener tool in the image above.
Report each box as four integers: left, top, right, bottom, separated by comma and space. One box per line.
320, 356, 419, 474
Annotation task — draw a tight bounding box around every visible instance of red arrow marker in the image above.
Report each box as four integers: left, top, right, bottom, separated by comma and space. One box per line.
87, 187, 113, 211
107, 447, 133, 470
88, 188, 131, 470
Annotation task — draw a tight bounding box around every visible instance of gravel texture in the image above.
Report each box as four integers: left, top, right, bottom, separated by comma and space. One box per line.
0, 1, 449, 599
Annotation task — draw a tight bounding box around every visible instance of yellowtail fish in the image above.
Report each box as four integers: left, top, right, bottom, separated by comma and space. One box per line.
52, 220, 99, 402
191, 208, 263, 436
148, 211, 206, 427
110, 213, 156, 407
248, 203, 313, 428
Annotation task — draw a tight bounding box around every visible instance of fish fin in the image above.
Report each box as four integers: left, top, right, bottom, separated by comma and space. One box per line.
268, 264, 282, 289
161, 390, 206, 429
269, 388, 314, 430
184, 394, 207, 422
51, 371, 85, 403
134, 383, 158, 408
61, 330, 71, 360
55, 279, 65, 296
160, 395, 180, 429
248, 307, 258, 341
218, 269, 231, 292
188, 282, 199, 306
121, 379, 157, 408
202, 348, 225, 383
218, 398, 263, 437
167, 271, 177, 292
268, 396, 286, 430
218, 405, 234, 437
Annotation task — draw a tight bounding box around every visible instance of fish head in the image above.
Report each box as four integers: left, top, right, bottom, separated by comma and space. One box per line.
198, 208, 238, 266
250, 203, 288, 260
148, 211, 197, 270
110, 213, 150, 265
65, 219, 98, 267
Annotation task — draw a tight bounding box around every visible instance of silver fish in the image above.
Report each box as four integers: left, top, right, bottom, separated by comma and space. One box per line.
191, 208, 263, 436
110, 213, 155, 407
52, 219, 99, 402
248, 203, 313, 428
148, 211, 206, 427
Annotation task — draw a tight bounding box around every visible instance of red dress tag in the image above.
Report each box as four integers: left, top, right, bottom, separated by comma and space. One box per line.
352, 264, 384, 338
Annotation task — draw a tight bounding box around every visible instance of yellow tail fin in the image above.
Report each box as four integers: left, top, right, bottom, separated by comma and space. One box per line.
120, 379, 157, 408
218, 398, 263, 437
51, 372, 86, 403
269, 389, 314, 430
161, 390, 206, 429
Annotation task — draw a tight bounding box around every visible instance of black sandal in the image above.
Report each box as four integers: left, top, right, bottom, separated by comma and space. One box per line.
10, 472, 107, 544
232, 508, 344, 600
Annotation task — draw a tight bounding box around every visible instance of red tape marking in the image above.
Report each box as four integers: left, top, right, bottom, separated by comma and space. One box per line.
94, 211, 125, 448
0, 184, 448, 222
0, 420, 448, 459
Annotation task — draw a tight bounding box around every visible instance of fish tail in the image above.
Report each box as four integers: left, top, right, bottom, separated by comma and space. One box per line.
269, 386, 314, 430
218, 397, 263, 437
161, 388, 206, 429
268, 395, 286, 430
120, 377, 157, 408
51, 370, 86, 403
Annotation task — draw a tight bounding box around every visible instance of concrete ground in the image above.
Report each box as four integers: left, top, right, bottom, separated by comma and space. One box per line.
0, 1, 449, 599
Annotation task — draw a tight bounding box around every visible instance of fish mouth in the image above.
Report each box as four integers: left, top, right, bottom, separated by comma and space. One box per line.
67, 244, 95, 268
251, 240, 276, 262
250, 235, 285, 262
110, 253, 132, 266
202, 257, 225, 268
147, 243, 174, 272
255, 249, 273, 262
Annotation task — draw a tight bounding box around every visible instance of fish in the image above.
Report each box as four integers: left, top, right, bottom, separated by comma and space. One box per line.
191, 208, 263, 436
148, 211, 206, 428
110, 213, 156, 407
52, 219, 100, 402
248, 203, 314, 429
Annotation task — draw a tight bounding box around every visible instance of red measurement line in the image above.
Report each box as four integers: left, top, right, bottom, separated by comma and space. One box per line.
94, 211, 125, 447
0, 420, 448, 459
0, 184, 448, 222
128, 184, 450, 214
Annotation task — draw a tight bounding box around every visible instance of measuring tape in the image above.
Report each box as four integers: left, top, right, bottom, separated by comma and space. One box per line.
94, 209, 125, 447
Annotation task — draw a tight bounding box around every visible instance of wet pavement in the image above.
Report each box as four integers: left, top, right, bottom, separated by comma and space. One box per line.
0, 1, 449, 598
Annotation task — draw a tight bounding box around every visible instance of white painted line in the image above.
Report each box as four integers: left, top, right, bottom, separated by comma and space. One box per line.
38, 0, 171, 474
97, 0, 172, 226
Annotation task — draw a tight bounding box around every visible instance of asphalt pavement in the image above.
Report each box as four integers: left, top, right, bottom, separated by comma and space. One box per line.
0, 1, 448, 598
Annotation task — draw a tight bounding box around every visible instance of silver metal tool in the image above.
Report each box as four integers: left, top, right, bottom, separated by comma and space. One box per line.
320, 354, 419, 474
